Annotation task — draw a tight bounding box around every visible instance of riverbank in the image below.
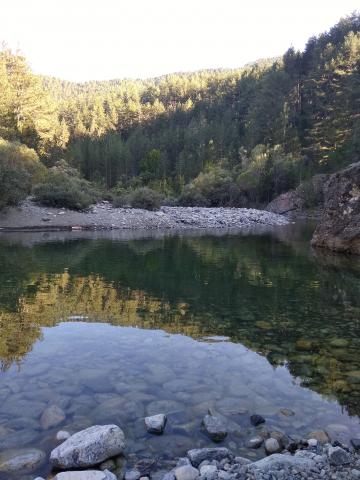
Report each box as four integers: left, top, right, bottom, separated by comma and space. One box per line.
7, 421, 360, 480
0, 200, 289, 232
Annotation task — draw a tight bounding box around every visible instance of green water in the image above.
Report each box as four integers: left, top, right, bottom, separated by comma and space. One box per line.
0, 224, 360, 478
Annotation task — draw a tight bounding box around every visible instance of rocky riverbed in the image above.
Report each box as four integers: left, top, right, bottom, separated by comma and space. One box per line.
3, 418, 360, 480
0, 200, 289, 231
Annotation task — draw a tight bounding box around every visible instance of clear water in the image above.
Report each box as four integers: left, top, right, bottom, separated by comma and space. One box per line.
0, 224, 360, 479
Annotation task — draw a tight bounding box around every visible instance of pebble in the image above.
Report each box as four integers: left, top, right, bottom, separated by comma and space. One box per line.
145, 414, 167, 434
174, 465, 199, 480
264, 438, 282, 454
250, 414, 265, 426
248, 436, 264, 449
56, 430, 71, 441
308, 439, 318, 448
125, 470, 141, 480
202, 415, 228, 442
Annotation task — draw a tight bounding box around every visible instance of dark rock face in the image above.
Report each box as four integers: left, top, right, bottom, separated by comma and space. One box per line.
311, 162, 360, 254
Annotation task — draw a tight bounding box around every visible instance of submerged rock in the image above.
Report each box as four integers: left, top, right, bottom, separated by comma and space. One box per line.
54, 470, 117, 479
50, 424, 125, 469
307, 430, 330, 444
311, 161, 360, 254
0, 448, 45, 473
202, 414, 227, 442
56, 430, 72, 441
250, 414, 265, 426
145, 414, 167, 434
247, 436, 263, 449
264, 438, 282, 455
40, 404, 66, 430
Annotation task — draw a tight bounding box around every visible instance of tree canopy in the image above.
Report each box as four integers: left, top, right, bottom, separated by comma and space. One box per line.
0, 14, 359, 208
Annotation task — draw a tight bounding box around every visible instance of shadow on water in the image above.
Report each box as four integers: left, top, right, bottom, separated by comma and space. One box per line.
0, 222, 360, 477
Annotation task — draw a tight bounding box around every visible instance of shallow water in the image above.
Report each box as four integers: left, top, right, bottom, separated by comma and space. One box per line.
0, 224, 360, 478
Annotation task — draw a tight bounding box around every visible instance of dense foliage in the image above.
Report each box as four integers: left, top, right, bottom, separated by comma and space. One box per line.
32, 161, 99, 210
0, 14, 359, 209
0, 138, 44, 209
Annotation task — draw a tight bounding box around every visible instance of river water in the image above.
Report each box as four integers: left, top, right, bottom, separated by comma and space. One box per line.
0, 224, 359, 478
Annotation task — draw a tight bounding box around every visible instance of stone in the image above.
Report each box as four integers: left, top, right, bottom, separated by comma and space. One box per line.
264, 438, 282, 454
234, 456, 251, 466
352, 438, 360, 450
135, 458, 157, 476
311, 161, 360, 255
247, 436, 263, 449
270, 431, 289, 448
54, 471, 117, 480
307, 430, 331, 444
187, 448, 230, 467
202, 415, 227, 442
250, 414, 265, 426
199, 465, 217, 479
162, 472, 176, 480
174, 465, 199, 480
57, 430, 72, 441
327, 446, 351, 466
40, 404, 66, 430
145, 414, 167, 434
125, 470, 141, 480
329, 338, 349, 348
50, 424, 126, 469
266, 190, 304, 214
308, 438, 318, 447
248, 453, 316, 473
0, 448, 45, 473
100, 459, 116, 471
279, 408, 295, 417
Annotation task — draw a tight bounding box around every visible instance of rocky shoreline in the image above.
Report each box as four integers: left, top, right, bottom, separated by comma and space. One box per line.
3, 412, 360, 480
0, 200, 289, 232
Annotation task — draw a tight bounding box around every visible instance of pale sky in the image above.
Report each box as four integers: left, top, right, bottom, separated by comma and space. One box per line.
1, 0, 359, 82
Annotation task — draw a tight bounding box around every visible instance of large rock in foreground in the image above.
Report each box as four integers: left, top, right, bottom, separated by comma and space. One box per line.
50, 425, 125, 469
311, 162, 360, 254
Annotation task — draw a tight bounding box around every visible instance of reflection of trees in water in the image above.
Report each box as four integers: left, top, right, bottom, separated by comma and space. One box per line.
0, 233, 360, 414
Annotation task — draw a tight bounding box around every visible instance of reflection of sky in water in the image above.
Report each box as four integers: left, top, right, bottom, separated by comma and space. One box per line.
0, 228, 360, 478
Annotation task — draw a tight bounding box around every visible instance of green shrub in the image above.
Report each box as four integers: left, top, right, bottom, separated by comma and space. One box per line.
128, 187, 162, 210
178, 185, 210, 207
296, 174, 329, 208
179, 166, 243, 207
33, 170, 99, 210
0, 138, 44, 210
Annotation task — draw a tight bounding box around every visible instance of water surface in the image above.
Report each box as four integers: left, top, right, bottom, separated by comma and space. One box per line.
0, 225, 360, 478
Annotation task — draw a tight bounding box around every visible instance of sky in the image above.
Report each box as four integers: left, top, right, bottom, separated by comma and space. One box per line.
1, 0, 359, 82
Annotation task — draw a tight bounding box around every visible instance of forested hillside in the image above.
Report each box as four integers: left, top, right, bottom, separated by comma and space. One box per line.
0, 14, 359, 209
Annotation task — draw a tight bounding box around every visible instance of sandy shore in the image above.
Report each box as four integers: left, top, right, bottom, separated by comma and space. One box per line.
0, 199, 289, 231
